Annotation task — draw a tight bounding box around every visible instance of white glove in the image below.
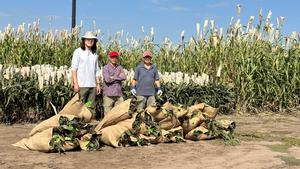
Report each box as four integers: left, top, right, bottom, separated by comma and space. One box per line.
157, 89, 163, 96
131, 88, 137, 96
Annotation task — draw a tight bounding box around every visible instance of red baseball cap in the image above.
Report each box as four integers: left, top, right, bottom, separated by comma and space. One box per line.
143, 51, 152, 58
109, 51, 119, 58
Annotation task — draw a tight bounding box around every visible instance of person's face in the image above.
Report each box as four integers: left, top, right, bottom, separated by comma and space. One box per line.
109, 56, 118, 64
143, 56, 152, 64
84, 38, 95, 48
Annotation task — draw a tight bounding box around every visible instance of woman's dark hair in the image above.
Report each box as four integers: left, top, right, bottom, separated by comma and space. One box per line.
80, 38, 97, 54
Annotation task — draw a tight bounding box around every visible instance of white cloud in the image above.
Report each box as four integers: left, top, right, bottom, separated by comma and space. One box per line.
207, 1, 230, 8
0, 12, 12, 17
151, 0, 169, 5
151, 0, 190, 12
169, 6, 189, 12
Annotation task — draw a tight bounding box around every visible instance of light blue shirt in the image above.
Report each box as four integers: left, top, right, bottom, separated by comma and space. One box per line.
134, 63, 160, 96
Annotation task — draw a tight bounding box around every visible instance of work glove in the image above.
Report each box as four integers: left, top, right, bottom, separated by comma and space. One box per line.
131, 88, 137, 96
157, 89, 163, 96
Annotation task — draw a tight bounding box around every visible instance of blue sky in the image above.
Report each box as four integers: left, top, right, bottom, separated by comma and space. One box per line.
0, 0, 299, 42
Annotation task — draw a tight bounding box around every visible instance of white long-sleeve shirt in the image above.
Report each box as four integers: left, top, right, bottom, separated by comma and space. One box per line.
71, 48, 101, 87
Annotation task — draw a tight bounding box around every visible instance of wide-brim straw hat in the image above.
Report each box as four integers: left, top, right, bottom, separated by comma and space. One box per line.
81, 31, 98, 40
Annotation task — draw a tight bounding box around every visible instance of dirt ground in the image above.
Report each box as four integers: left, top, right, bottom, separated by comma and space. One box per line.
0, 113, 300, 169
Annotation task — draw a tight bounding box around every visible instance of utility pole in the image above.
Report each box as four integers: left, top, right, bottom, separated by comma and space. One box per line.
72, 0, 76, 29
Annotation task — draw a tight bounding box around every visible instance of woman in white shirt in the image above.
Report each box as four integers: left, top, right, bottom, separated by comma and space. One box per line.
71, 31, 101, 114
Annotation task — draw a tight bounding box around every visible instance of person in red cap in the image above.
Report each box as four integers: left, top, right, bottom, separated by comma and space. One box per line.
131, 50, 162, 112
102, 51, 126, 114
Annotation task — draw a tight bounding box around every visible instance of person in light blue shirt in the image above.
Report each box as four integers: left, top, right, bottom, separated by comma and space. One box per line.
131, 51, 162, 111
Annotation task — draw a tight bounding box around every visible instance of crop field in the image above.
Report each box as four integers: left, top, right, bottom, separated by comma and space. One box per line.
0, 6, 299, 169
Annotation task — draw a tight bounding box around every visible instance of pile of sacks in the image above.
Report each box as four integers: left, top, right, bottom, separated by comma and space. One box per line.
13, 94, 236, 153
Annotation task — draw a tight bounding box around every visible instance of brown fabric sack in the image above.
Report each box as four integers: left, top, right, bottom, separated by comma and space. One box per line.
146, 102, 174, 122
29, 114, 77, 136
182, 111, 205, 134
202, 105, 219, 119
159, 126, 184, 143
185, 126, 210, 141
159, 116, 181, 130
215, 119, 236, 130
13, 128, 78, 152
99, 118, 135, 148
59, 93, 93, 122
187, 103, 205, 116
95, 99, 132, 133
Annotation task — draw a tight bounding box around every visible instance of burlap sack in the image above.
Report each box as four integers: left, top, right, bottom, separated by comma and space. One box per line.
173, 107, 188, 118
202, 105, 219, 119
199, 106, 219, 129
139, 122, 147, 134
117, 116, 136, 131
200, 121, 208, 129
13, 128, 78, 152
187, 103, 205, 116
139, 134, 159, 144
185, 126, 210, 141
146, 102, 174, 122
215, 119, 236, 131
169, 126, 185, 143
29, 114, 77, 136
95, 99, 132, 133
182, 111, 205, 134
159, 116, 181, 130
145, 105, 161, 120
159, 126, 184, 143
59, 94, 93, 122
78, 133, 101, 151
158, 130, 171, 143
99, 118, 135, 148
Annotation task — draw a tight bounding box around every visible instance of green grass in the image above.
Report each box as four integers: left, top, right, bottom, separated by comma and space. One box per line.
235, 131, 276, 142
208, 139, 240, 146
281, 137, 300, 147
236, 132, 300, 154
278, 156, 300, 166
267, 137, 300, 153
267, 144, 291, 153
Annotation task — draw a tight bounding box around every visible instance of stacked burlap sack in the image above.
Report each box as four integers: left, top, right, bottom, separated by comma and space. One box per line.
12, 94, 99, 152
13, 94, 236, 153
96, 99, 236, 147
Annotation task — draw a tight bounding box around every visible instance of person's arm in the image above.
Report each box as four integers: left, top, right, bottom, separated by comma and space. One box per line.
71, 50, 80, 92
95, 59, 101, 94
154, 67, 162, 95
155, 80, 161, 88
131, 79, 137, 88
72, 71, 79, 92
95, 59, 101, 83
103, 66, 116, 84
131, 67, 139, 88
154, 67, 160, 88
114, 66, 126, 81
130, 67, 139, 96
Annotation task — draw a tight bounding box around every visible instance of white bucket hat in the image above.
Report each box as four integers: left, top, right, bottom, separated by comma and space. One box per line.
81, 31, 97, 40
